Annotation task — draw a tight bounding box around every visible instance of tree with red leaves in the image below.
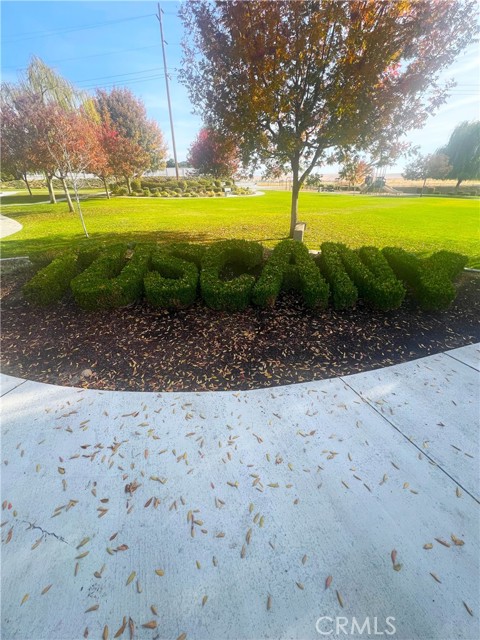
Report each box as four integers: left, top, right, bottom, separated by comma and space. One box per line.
188, 128, 240, 178
94, 88, 167, 192
1, 100, 37, 195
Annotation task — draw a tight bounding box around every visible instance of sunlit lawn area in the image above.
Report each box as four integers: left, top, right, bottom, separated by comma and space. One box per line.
1, 190, 479, 267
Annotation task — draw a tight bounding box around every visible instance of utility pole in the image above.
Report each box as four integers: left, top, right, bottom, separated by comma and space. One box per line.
156, 2, 179, 180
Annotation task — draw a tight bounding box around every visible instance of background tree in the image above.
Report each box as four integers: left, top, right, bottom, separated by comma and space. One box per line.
187, 128, 240, 178
439, 121, 480, 188
338, 154, 372, 188
100, 129, 149, 192
181, 0, 477, 236
2, 57, 87, 204
94, 88, 167, 192
1, 101, 36, 195
37, 103, 105, 235
402, 152, 452, 195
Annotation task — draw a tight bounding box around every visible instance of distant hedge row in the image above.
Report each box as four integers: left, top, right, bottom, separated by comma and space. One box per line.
23, 240, 467, 312
111, 177, 250, 198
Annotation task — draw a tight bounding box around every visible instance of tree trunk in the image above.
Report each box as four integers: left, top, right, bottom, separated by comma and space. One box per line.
60, 177, 75, 213
126, 176, 132, 195
455, 178, 462, 189
289, 155, 301, 238
102, 177, 110, 199
421, 177, 427, 197
22, 173, 32, 196
46, 174, 56, 204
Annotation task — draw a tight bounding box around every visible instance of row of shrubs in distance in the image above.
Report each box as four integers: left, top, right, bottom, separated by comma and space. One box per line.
110, 178, 250, 198
23, 240, 467, 313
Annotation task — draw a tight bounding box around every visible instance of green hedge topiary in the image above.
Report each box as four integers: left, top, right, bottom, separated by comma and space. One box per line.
23, 251, 78, 306
356, 246, 406, 310
144, 250, 199, 309
253, 239, 329, 309
383, 247, 467, 311
318, 242, 358, 309
201, 240, 263, 311
70, 245, 127, 310
328, 244, 405, 311
164, 242, 206, 268
71, 244, 151, 310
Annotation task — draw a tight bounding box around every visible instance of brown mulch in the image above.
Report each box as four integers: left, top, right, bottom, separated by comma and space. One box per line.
1, 266, 479, 392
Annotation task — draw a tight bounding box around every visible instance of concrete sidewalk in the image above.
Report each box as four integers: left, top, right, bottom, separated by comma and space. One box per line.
0, 213, 22, 239
1, 345, 479, 640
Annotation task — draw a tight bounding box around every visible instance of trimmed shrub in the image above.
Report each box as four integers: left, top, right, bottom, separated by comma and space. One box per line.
318, 243, 358, 309
383, 247, 467, 310
201, 240, 263, 311
71, 245, 127, 310
326, 244, 405, 311
356, 246, 406, 310
71, 244, 151, 310
23, 251, 78, 306
165, 242, 206, 268
426, 250, 468, 280
144, 250, 199, 309
143, 188, 151, 197
131, 179, 142, 192
253, 239, 329, 309
117, 187, 128, 196
76, 245, 103, 271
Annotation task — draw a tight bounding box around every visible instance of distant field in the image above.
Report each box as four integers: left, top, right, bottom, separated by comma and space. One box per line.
1, 190, 479, 267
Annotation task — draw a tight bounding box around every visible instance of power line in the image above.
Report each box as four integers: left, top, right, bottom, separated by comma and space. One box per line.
1, 44, 162, 71
80, 74, 169, 91
3, 13, 155, 44
74, 67, 165, 85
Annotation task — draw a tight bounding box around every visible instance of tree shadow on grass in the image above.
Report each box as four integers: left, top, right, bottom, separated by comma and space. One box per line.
0, 229, 216, 259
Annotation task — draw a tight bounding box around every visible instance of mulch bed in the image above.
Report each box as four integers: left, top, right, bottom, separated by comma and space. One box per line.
1, 265, 479, 392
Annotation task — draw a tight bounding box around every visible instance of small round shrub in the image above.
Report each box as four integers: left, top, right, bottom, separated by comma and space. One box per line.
131, 179, 142, 192
117, 187, 128, 196
161, 191, 169, 197
143, 188, 151, 197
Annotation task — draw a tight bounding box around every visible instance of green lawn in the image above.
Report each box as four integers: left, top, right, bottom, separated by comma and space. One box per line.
1, 190, 479, 267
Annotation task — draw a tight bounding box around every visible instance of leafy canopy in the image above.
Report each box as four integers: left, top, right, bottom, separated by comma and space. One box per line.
188, 128, 239, 178
181, 0, 477, 183
439, 121, 480, 185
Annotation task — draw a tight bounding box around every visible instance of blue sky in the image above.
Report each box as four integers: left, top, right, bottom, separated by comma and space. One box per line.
1, 0, 479, 172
